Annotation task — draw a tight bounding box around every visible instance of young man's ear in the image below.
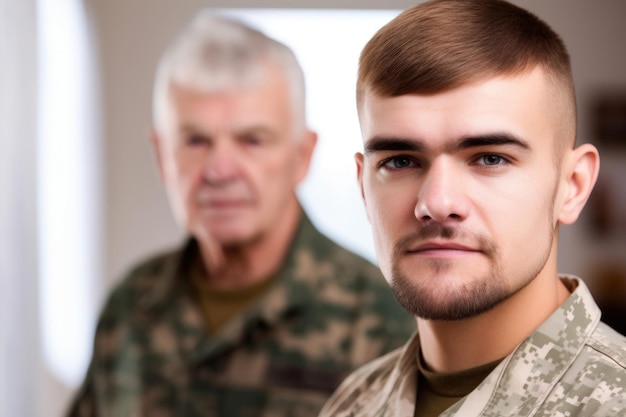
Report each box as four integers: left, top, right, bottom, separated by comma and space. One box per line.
355, 152, 365, 202
355, 152, 371, 222
557, 143, 600, 225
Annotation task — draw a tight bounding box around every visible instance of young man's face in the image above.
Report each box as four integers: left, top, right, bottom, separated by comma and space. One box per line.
357, 68, 570, 320
154, 64, 315, 247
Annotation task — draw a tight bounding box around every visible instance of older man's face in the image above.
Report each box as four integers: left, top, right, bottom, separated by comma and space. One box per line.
155, 64, 314, 247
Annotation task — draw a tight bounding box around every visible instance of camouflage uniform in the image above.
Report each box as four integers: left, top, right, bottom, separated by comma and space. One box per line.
66, 212, 415, 417
319, 276, 626, 417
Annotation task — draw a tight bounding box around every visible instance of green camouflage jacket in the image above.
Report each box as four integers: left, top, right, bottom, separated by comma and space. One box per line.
66, 212, 415, 417
319, 276, 626, 417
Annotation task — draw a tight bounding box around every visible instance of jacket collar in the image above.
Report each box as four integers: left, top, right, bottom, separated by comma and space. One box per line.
372, 277, 600, 417
140, 209, 335, 364
443, 276, 600, 416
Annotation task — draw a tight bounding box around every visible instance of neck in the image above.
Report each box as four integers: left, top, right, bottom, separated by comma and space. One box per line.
417, 255, 570, 373
198, 200, 302, 290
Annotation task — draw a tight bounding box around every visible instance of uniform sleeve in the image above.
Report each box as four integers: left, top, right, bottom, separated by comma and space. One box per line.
62, 274, 134, 417
64, 359, 97, 417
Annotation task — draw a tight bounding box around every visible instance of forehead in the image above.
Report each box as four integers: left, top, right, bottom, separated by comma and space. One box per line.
171, 61, 289, 103
165, 63, 293, 129
358, 68, 558, 149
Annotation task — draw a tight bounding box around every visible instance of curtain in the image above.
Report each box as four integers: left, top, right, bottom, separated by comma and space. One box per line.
0, 0, 40, 416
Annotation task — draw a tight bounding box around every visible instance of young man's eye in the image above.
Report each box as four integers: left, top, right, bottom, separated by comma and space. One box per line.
381, 156, 417, 170
477, 154, 509, 166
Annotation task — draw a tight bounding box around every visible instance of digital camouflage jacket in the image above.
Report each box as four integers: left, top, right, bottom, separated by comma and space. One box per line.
66, 212, 415, 417
319, 276, 626, 417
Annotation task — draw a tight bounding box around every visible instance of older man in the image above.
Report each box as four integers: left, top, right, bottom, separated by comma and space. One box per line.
67, 13, 414, 417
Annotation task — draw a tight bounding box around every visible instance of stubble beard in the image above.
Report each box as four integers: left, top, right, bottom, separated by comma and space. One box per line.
388, 223, 552, 321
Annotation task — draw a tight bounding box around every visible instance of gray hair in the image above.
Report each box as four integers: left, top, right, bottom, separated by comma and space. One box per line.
152, 12, 307, 137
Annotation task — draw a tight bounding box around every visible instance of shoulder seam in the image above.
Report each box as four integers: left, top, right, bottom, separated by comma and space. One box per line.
586, 328, 626, 370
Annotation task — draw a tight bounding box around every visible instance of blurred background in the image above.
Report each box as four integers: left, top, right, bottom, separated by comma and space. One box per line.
1, 0, 625, 415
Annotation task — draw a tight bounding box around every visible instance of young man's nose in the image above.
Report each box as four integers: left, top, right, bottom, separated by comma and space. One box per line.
414, 159, 470, 223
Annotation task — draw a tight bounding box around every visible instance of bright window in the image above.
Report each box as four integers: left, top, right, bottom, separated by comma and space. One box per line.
37, 0, 101, 386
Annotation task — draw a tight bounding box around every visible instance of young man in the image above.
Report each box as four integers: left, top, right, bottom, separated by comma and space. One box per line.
320, 0, 626, 416
66, 13, 414, 417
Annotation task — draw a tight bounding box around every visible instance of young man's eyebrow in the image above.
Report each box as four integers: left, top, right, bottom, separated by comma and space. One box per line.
452, 133, 531, 152
363, 133, 531, 155
363, 137, 425, 154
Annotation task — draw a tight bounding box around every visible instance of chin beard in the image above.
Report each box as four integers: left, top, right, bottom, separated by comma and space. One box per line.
383, 188, 558, 321
389, 267, 512, 321
386, 225, 511, 321
388, 248, 549, 321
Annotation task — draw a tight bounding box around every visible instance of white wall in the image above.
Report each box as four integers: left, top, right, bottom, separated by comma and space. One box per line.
1, 1, 39, 416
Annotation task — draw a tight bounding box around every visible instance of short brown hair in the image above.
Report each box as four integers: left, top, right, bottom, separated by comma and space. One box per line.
357, 0, 576, 143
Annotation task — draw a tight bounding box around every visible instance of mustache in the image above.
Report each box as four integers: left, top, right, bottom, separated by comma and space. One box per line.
393, 223, 497, 256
